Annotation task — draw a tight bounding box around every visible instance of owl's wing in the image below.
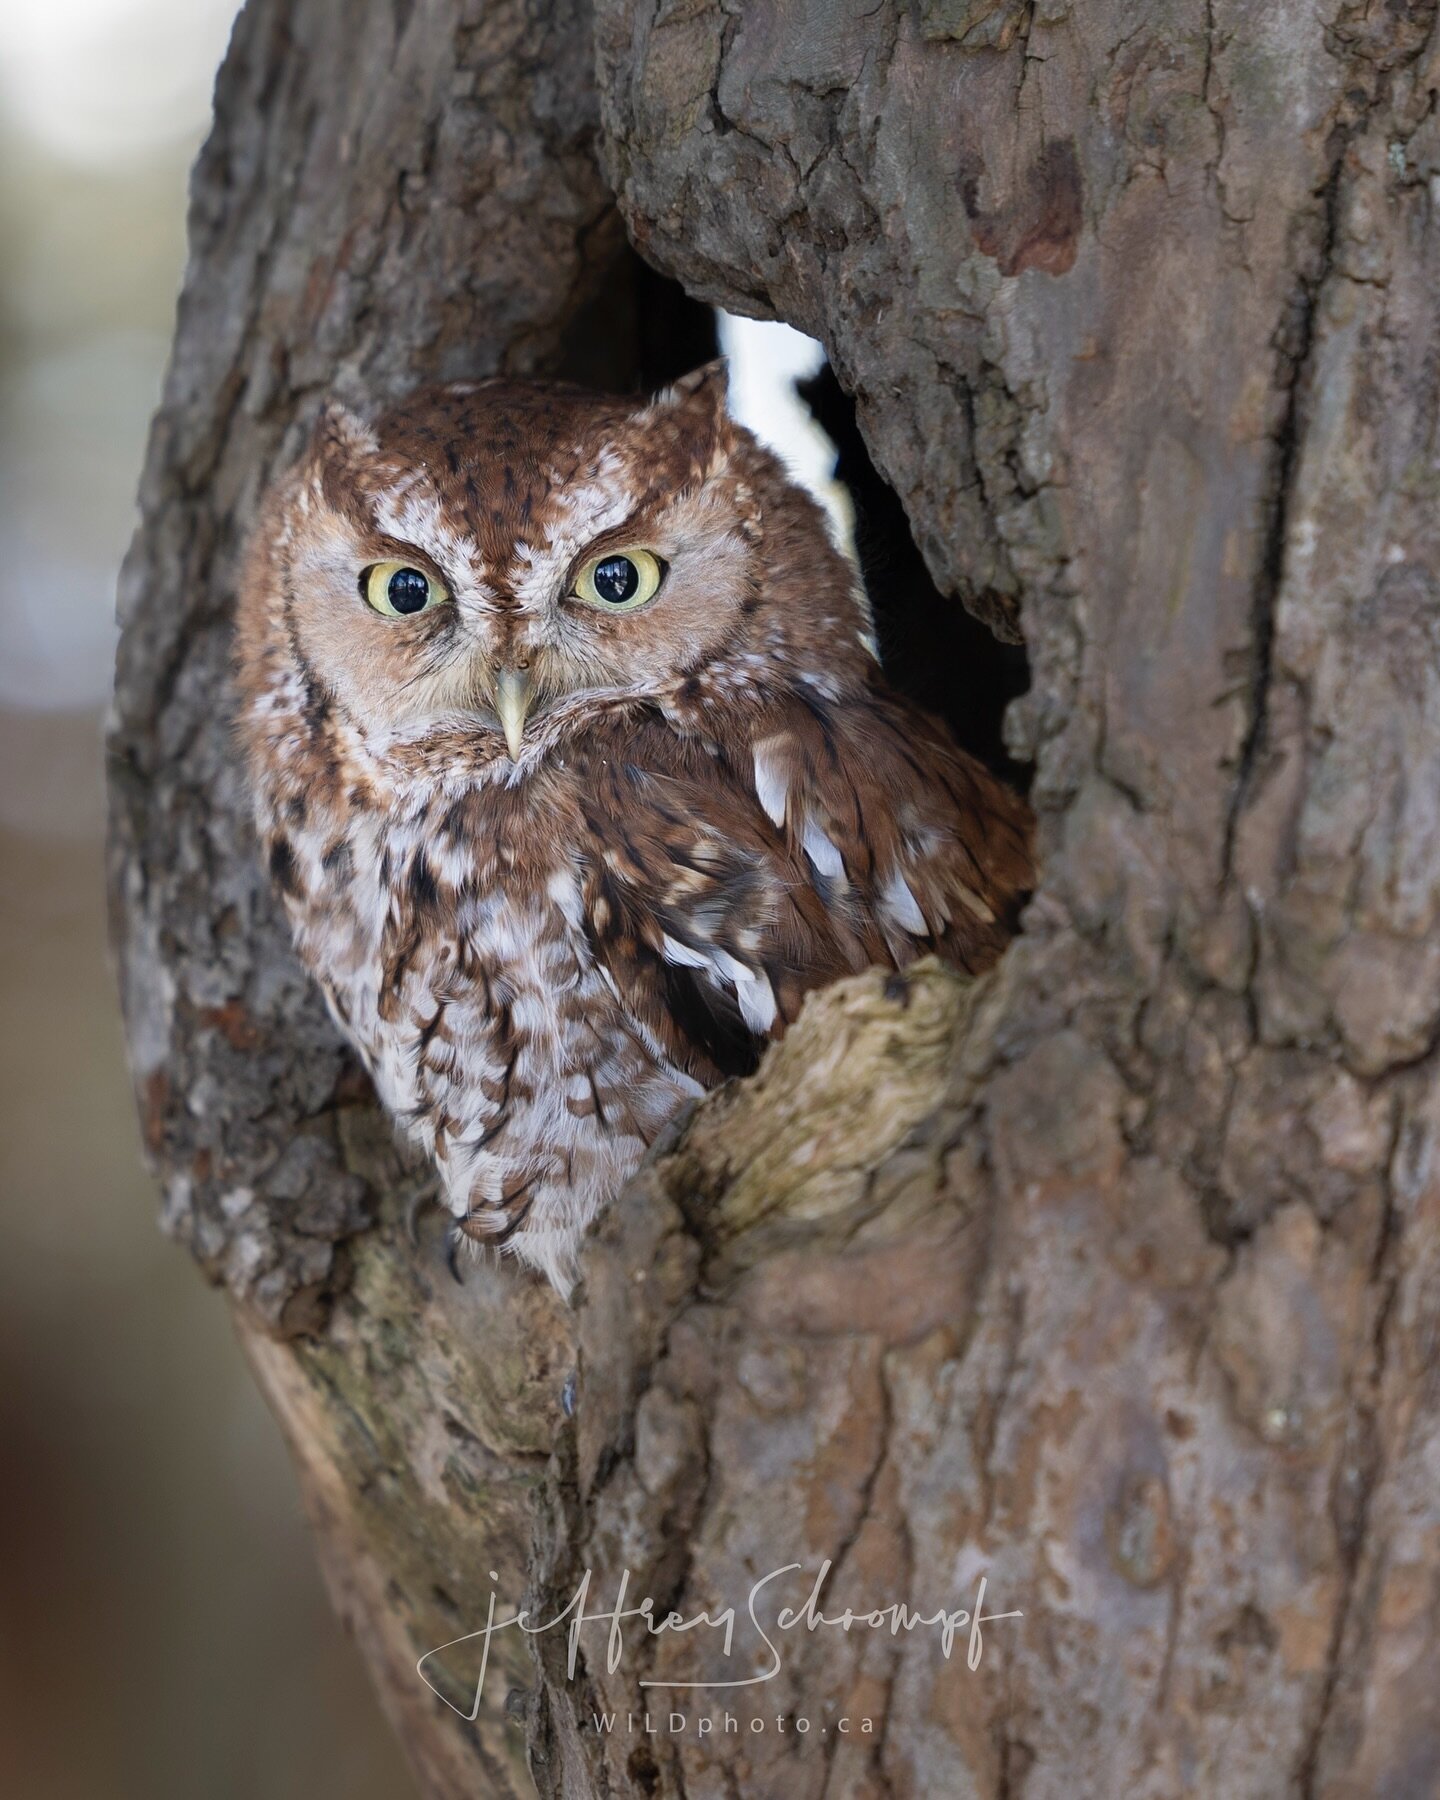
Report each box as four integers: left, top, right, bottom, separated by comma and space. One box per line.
570, 692, 1033, 1084
744, 683, 1035, 976
572, 719, 866, 1082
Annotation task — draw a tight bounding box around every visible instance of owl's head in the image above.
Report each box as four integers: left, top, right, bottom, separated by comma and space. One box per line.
238, 363, 870, 767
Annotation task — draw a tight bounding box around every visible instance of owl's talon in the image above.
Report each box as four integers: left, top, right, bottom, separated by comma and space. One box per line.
445, 1225, 467, 1285
406, 1184, 443, 1247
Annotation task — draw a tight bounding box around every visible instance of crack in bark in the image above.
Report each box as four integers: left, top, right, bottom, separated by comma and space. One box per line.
1294, 1096, 1409, 1796
1220, 155, 1342, 892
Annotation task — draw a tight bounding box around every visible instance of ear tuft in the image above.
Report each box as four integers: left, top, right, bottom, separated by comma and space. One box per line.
660, 358, 729, 409
650, 359, 730, 475
309, 398, 379, 459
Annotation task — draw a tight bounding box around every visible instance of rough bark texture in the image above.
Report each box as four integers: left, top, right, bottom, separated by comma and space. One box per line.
109, 1, 1440, 1797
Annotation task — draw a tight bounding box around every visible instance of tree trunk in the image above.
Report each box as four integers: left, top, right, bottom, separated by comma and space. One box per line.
108, 1, 1440, 1796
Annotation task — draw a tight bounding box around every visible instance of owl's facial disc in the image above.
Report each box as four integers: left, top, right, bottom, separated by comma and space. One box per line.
278, 366, 779, 754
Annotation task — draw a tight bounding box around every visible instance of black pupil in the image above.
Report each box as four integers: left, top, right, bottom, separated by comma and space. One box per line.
593, 556, 640, 606
387, 567, 430, 614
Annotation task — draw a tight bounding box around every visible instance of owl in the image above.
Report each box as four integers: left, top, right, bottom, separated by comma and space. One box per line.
235, 364, 1033, 1293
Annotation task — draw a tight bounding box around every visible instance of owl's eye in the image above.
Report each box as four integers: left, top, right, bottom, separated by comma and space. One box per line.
362, 561, 450, 618
573, 548, 665, 612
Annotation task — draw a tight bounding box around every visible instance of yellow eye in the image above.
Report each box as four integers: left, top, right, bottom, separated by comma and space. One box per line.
573, 548, 665, 612
362, 561, 450, 618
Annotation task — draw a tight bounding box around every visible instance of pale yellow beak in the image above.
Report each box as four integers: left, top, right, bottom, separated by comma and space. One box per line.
492, 666, 535, 761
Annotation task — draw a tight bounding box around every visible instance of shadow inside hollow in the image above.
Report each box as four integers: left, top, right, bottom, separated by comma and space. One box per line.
800, 364, 1032, 788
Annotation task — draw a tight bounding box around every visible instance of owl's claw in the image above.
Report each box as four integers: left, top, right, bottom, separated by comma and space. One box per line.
445, 1225, 467, 1285
405, 1183, 444, 1247
406, 1186, 474, 1283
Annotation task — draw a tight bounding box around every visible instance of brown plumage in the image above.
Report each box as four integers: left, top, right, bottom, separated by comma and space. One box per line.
235, 363, 1033, 1291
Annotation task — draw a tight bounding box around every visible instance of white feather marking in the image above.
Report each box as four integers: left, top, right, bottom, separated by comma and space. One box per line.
801, 817, 845, 879
660, 933, 711, 970
547, 867, 585, 930
663, 934, 777, 1035
799, 669, 843, 701
713, 950, 778, 1034
752, 741, 788, 828
372, 480, 474, 580
882, 868, 929, 935
736, 975, 778, 1035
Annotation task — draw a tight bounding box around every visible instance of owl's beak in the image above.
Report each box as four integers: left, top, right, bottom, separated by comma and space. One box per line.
492, 666, 535, 760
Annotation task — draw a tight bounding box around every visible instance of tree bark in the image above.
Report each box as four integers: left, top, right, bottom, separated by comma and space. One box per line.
109, 1, 1440, 1797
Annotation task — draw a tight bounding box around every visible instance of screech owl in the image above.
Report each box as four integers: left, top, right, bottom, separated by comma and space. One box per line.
235, 363, 1034, 1293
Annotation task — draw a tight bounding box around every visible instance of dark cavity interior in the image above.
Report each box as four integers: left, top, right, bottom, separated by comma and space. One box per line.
799, 364, 1031, 789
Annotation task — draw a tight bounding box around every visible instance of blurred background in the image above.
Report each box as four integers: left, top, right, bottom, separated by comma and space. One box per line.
0, 5, 845, 1795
